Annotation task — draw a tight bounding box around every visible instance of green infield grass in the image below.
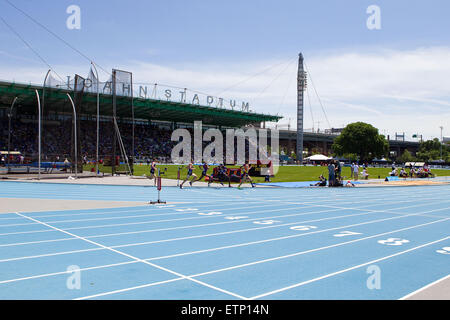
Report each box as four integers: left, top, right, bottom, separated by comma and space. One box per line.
84, 163, 450, 184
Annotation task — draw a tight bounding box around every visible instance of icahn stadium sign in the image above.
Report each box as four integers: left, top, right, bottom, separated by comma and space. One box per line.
79, 72, 251, 113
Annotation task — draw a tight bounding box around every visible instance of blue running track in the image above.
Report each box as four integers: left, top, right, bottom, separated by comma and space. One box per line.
0, 181, 449, 300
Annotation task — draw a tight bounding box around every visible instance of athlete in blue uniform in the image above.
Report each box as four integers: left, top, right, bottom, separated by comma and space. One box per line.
217, 163, 230, 187
192, 163, 211, 186
147, 159, 157, 186
180, 162, 197, 189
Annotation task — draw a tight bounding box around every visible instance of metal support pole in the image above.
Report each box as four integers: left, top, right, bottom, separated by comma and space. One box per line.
131, 73, 135, 176
7, 97, 18, 173
297, 53, 305, 164
35, 90, 41, 180
91, 62, 100, 176
112, 70, 117, 175
66, 93, 78, 179
41, 69, 51, 161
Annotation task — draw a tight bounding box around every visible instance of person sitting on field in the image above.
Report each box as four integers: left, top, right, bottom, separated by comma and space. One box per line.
399, 168, 408, 178
389, 168, 398, 176
311, 175, 327, 187
334, 177, 344, 187
361, 168, 369, 180
345, 180, 355, 187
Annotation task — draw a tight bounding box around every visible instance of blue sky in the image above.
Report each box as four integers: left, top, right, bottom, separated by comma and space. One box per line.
0, 0, 449, 139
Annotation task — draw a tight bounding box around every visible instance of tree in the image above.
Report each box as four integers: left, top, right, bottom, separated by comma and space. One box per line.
417, 138, 450, 161
397, 149, 415, 163
332, 122, 389, 162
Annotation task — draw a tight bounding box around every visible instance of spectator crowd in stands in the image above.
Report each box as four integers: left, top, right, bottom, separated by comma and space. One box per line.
0, 118, 176, 163
0, 118, 258, 165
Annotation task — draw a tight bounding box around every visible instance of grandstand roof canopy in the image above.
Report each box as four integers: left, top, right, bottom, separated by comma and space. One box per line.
0, 81, 282, 127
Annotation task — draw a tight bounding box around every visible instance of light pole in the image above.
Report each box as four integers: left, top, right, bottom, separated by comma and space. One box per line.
41, 69, 51, 161
35, 90, 41, 180
440, 126, 444, 160
91, 62, 100, 176
7, 97, 18, 173
66, 93, 78, 179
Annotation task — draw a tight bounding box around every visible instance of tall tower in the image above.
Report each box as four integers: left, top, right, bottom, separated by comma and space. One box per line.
297, 53, 306, 163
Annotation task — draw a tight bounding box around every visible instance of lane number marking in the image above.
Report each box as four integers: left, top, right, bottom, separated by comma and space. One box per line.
436, 247, 450, 255
333, 231, 362, 237
253, 220, 280, 225
290, 225, 317, 231
225, 216, 248, 220
378, 238, 410, 246
198, 211, 223, 216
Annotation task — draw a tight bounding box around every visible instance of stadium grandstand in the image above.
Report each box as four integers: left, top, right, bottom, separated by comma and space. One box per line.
0, 77, 423, 176
0, 79, 282, 175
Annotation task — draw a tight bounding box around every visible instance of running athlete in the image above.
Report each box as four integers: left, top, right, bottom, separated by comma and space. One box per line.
237, 162, 255, 189
192, 162, 211, 186
147, 159, 157, 186
180, 161, 197, 189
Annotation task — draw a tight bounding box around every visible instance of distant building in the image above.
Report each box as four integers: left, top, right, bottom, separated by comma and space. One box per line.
324, 128, 344, 135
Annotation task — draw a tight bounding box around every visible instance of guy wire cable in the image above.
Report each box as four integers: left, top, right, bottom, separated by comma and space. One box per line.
0, 15, 66, 83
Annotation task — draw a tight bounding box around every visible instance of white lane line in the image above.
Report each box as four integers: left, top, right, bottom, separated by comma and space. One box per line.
74, 277, 184, 300
0, 203, 339, 237
1, 197, 448, 247
168, 217, 450, 277
249, 235, 450, 300
13, 212, 247, 300
0, 207, 349, 261
216, 186, 445, 203
1, 195, 448, 255
145, 207, 450, 261
5, 189, 426, 225
399, 274, 450, 300
0, 201, 306, 227
287, 201, 450, 219
0, 200, 275, 221
67, 224, 450, 300
1, 192, 447, 238
0, 260, 136, 284
3, 205, 449, 284
0, 247, 103, 263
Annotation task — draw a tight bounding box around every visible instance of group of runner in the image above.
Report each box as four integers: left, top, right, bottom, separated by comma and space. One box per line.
179, 162, 255, 189
146, 160, 256, 189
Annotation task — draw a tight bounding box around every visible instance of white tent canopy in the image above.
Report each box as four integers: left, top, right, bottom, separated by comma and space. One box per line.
405, 162, 425, 167
306, 154, 332, 161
